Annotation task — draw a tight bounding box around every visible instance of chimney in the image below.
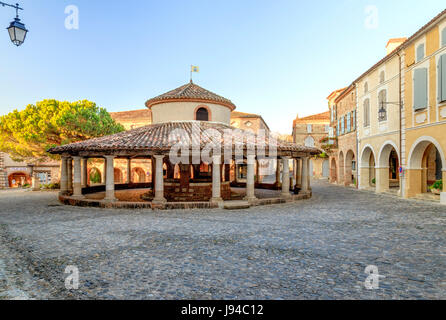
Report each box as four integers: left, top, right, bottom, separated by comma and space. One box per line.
386, 38, 407, 55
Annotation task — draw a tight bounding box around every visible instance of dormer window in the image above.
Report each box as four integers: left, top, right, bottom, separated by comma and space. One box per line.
196, 107, 209, 121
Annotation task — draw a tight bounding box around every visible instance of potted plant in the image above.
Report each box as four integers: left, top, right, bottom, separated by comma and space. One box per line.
429, 180, 442, 195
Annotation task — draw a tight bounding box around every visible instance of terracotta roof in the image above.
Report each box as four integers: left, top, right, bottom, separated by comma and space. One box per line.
293, 111, 330, 127
334, 84, 355, 103
48, 121, 320, 155
386, 37, 407, 47
145, 81, 237, 111
326, 88, 347, 100
230, 111, 261, 118
110, 109, 152, 121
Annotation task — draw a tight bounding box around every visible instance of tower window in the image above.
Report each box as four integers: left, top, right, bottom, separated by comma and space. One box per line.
196, 107, 209, 121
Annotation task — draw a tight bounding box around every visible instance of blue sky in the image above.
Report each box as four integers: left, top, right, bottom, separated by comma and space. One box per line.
0, 1, 445, 133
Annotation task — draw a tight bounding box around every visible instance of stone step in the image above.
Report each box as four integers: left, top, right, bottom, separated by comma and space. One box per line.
223, 200, 251, 210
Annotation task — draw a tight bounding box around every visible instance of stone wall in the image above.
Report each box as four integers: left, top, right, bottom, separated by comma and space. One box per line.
0, 153, 6, 189
164, 181, 232, 202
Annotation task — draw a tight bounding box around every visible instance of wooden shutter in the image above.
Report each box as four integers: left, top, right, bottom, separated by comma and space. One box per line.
439, 54, 446, 103
414, 68, 428, 110
416, 44, 425, 62
442, 27, 446, 47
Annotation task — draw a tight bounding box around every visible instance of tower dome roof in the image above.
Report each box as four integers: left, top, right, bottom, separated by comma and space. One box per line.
145, 81, 236, 111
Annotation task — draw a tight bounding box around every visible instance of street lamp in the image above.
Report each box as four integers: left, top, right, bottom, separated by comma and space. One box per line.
1, 2, 28, 46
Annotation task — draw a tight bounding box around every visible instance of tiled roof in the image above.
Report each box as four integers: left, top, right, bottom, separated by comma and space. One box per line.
230, 111, 261, 118
48, 121, 320, 155
110, 109, 152, 121
145, 81, 236, 110
293, 111, 330, 127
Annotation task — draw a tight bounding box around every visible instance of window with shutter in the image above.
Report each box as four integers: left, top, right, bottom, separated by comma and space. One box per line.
347, 113, 351, 132
442, 27, 446, 47
439, 54, 446, 103
416, 44, 425, 62
353, 111, 356, 131
337, 119, 339, 136
414, 68, 428, 110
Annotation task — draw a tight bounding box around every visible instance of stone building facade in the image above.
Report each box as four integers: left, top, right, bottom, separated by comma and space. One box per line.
292, 112, 330, 178
402, 10, 446, 204
356, 38, 404, 194
332, 85, 358, 187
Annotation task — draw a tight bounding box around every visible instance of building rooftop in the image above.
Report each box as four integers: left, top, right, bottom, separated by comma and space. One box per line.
145, 81, 237, 111
48, 121, 321, 155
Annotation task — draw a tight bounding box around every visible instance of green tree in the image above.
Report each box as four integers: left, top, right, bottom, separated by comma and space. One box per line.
0, 99, 125, 162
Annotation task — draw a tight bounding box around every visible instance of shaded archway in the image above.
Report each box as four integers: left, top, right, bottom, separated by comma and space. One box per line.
359, 145, 376, 189
114, 168, 123, 184
88, 167, 102, 185
407, 136, 445, 198
338, 151, 345, 185
377, 142, 400, 193
330, 158, 337, 183
344, 150, 356, 186
8, 172, 31, 188
132, 167, 146, 183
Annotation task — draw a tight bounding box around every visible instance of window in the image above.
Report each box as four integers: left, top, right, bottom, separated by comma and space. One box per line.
442, 27, 446, 47
378, 90, 387, 121
352, 111, 356, 131
346, 113, 351, 133
438, 54, 446, 103
379, 71, 385, 84
337, 119, 340, 137
352, 161, 357, 171
307, 124, 313, 133
304, 136, 315, 147
340, 116, 345, 134
324, 125, 329, 133
196, 107, 209, 121
414, 68, 428, 110
416, 43, 425, 62
364, 82, 368, 94
363, 99, 370, 127
244, 121, 252, 127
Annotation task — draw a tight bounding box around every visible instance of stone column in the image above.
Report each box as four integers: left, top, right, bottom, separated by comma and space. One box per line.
72, 156, 84, 198
301, 157, 309, 193
255, 160, 260, 184
153, 155, 166, 204
441, 170, 446, 205
281, 157, 291, 198
275, 159, 281, 186
244, 155, 257, 202
375, 167, 389, 193
60, 157, 69, 194
359, 166, 370, 190
67, 158, 73, 192
81, 158, 88, 188
296, 158, 302, 187
211, 155, 223, 203
127, 158, 132, 184
31, 169, 40, 191
104, 155, 116, 201
405, 168, 422, 198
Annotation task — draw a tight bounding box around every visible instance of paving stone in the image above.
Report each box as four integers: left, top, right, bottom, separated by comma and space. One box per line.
0, 181, 444, 299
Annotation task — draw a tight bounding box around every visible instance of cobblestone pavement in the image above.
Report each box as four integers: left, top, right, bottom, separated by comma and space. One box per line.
0, 181, 445, 300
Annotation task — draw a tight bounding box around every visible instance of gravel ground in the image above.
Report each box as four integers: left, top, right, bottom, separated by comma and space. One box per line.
0, 180, 445, 300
